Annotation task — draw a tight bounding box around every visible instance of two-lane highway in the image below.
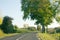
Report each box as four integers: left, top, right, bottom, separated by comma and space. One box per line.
0, 32, 38, 40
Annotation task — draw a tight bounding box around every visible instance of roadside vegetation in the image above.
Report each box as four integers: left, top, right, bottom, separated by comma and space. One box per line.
37, 27, 60, 40
38, 33, 55, 40
38, 33, 60, 40
51, 33, 60, 40
0, 29, 18, 38
0, 16, 37, 38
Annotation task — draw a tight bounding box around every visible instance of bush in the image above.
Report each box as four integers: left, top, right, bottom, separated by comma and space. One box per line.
16, 28, 29, 33
37, 25, 41, 31
1, 16, 15, 33
27, 27, 36, 31
46, 28, 55, 34
55, 27, 60, 33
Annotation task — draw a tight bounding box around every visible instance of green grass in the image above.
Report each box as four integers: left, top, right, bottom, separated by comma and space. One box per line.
16, 28, 36, 33
0, 29, 5, 37
0, 29, 18, 38
51, 33, 60, 40
37, 33, 56, 40
0, 28, 37, 38
37, 32, 60, 40
0, 28, 31, 38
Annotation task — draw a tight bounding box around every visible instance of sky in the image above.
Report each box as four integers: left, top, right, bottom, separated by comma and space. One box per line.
0, 0, 60, 28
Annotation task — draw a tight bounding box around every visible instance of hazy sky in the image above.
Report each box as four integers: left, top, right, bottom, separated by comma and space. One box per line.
0, 0, 60, 28
0, 0, 36, 28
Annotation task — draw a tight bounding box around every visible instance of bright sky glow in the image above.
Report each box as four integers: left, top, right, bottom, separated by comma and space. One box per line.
0, 0, 60, 28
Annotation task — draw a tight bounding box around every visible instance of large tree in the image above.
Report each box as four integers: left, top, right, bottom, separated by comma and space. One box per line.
21, 0, 60, 33
1, 16, 14, 33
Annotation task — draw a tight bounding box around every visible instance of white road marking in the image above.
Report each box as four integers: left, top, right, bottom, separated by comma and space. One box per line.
16, 33, 29, 40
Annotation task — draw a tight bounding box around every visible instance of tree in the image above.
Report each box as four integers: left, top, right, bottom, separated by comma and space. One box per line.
1, 16, 14, 33
53, 0, 60, 22
13, 25, 18, 32
14, 25, 18, 30
21, 0, 59, 33
28, 27, 36, 31
55, 27, 60, 33
37, 24, 41, 31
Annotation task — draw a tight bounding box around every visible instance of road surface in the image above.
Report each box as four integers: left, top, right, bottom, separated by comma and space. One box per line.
0, 32, 39, 40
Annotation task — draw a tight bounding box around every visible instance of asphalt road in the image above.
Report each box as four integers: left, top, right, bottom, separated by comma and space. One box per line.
0, 32, 38, 40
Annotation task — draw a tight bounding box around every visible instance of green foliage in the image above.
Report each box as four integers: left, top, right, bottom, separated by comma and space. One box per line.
55, 27, 60, 33
54, 0, 60, 22
46, 28, 55, 34
13, 25, 18, 32
38, 33, 55, 40
51, 33, 60, 40
21, 0, 59, 33
1, 16, 14, 33
16, 28, 30, 33
0, 18, 2, 25
55, 15, 60, 23
37, 24, 41, 31
27, 27, 36, 31
21, 0, 52, 25
46, 27, 60, 34
38, 33, 60, 40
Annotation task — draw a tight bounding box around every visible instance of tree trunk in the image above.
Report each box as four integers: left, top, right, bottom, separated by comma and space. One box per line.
41, 25, 45, 33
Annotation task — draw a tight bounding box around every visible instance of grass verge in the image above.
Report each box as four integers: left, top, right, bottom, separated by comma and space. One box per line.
51, 33, 60, 40
37, 33, 56, 40
0, 29, 18, 38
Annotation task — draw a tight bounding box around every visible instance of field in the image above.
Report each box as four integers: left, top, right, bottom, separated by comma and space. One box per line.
37, 33, 60, 40
0, 29, 18, 38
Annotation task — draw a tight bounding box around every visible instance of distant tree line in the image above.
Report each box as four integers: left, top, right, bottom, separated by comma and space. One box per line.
46, 27, 60, 34
27, 27, 36, 31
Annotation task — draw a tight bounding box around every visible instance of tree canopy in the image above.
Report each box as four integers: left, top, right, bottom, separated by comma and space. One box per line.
54, 0, 60, 23
21, 0, 60, 33
1, 16, 14, 33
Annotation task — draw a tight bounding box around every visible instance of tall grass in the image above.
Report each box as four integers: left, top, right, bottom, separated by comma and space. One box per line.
37, 33, 56, 40
0, 29, 5, 37
0, 29, 18, 38
51, 33, 60, 40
